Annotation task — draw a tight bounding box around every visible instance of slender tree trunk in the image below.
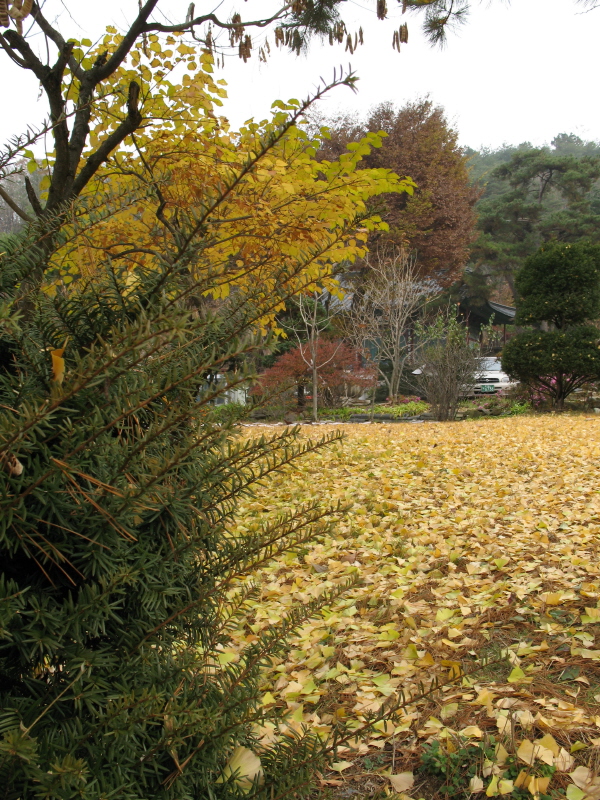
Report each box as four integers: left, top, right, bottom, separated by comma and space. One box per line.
312, 360, 318, 422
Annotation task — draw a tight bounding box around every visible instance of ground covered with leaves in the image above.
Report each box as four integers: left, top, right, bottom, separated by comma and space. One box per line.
229, 416, 600, 800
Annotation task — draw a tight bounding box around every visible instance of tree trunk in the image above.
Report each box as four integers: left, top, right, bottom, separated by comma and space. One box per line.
312, 360, 318, 422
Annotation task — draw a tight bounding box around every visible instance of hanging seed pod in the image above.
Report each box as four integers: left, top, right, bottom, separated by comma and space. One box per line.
205, 27, 213, 53
0, 0, 10, 26
344, 33, 353, 53
399, 22, 408, 43
328, 30, 333, 46
358, 27, 364, 45
334, 21, 346, 43
274, 27, 284, 47
16, 0, 33, 18
392, 29, 399, 51
377, 0, 387, 20
231, 12, 244, 43
238, 34, 252, 61
8, 0, 22, 17
292, 29, 302, 54
402, 0, 408, 12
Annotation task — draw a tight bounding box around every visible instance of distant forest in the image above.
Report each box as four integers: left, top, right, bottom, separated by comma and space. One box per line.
464, 133, 600, 305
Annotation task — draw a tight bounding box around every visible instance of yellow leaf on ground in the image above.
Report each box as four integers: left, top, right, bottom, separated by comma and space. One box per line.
331, 761, 354, 772
555, 748, 575, 772
460, 725, 484, 738
498, 779, 514, 795
218, 747, 263, 792
495, 743, 509, 765
535, 734, 559, 756
507, 667, 527, 683
441, 703, 459, 720
389, 772, 414, 793
517, 739, 554, 767
514, 771, 530, 789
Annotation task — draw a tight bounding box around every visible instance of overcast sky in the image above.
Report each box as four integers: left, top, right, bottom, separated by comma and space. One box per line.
2, 0, 598, 152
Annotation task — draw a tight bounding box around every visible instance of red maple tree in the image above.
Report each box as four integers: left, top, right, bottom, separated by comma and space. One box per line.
255, 339, 374, 407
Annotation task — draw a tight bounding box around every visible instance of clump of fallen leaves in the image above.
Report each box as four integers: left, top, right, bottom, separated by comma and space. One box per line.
227, 416, 600, 799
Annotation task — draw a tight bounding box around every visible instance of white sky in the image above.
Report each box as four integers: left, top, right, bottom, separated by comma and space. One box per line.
2, 0, 599, 152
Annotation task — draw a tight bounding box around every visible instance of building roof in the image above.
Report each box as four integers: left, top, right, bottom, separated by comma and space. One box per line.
459, 298, 516, 326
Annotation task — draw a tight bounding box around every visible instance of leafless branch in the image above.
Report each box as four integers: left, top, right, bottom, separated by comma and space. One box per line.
0, 183, 33, 222
340, 246, 438, 403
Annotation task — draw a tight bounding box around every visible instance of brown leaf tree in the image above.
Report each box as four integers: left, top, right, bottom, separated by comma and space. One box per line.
318, 99, 480, 286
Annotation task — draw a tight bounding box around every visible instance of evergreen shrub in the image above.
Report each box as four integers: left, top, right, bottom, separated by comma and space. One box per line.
0, 231, 345, 799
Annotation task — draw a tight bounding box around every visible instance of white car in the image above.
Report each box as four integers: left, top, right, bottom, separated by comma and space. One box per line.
467, 357, 517, 397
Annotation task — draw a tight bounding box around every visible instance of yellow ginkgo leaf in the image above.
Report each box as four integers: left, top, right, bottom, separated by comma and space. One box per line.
51, 347, 66, 384
460, 725, 484, 738
535, 734, 559, 757
440, 703, 458, 720
494, 743, 509, 765
507, 666, 527, 683
389, 772, 414, 793
517, 738, 554, 767
555, 748, 575, 772
331, 761, 353, 772
217, 746, 263, 792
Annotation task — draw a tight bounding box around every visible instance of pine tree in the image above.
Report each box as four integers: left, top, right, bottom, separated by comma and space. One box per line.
502, 242, 600, 408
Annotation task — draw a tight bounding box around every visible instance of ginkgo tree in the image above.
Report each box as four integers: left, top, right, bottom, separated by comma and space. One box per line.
39, 37, 414, 325
0, 0, 430, 232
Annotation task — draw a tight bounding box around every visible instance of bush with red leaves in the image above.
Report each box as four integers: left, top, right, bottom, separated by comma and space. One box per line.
255, 339, 374, 406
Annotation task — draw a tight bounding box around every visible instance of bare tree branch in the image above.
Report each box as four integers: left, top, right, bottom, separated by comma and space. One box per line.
142, 6, 290, 35
0, 183, 33, 222
25, 175, 43, 216
340, 246, 438, 403
30, 1, 84, 79
71, 81, 142, 196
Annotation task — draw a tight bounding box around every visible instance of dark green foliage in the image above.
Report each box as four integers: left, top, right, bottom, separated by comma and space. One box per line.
468, 135, 600, 293
502, 326, 600, 405
420, 737, 555, 800
420, 737, 495, 797
501, 241, 600, 408
515, 241, 600, 328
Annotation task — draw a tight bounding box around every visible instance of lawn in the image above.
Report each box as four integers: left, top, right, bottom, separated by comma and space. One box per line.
229, 416, 600, 798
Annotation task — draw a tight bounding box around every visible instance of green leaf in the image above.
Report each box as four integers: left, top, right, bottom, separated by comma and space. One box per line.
507, 666, 526, 683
